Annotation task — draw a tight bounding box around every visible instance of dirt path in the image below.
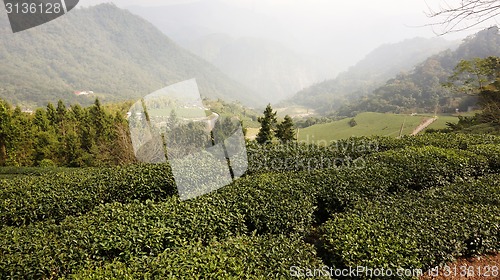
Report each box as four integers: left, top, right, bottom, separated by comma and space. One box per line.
420, 253, 500, 279
412, 117, 437, 136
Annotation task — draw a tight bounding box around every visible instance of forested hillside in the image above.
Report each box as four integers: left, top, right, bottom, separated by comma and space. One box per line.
0, 4, 258, 107
285, 37, 457, 112
337, 27, 500, 116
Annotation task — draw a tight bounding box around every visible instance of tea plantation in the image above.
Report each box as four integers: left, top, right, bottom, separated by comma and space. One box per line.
1, 133, 499, 279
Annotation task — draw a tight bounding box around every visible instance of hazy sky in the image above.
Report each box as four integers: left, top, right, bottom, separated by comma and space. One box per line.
77, 0, 499, 72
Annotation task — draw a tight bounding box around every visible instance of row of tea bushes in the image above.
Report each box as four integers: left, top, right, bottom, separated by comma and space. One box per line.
2, 134, 496, 229
0, 164, 176, 227
0, 196, 246, 279
320, 174, 500, 279
65, 234, 327, 279
367, 146, 489, 191
374, 132, 500, 151
1, 134, 499, 278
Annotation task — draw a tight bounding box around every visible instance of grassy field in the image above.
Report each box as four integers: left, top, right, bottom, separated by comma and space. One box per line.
297, 112, 459, 143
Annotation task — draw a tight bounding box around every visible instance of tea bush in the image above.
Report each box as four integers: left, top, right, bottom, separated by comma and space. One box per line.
0, 196, 246, 278
368, 146, 488, 191
66, 234, 327, 279
320, 174, 500, 278
467, 144, 500, 172
0, 164, 176, 227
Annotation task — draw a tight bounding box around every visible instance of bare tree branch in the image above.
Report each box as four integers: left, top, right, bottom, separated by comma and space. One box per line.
425, 0, 500, 35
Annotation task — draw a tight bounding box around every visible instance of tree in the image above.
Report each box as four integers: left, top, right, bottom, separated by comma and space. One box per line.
33, 109, 49, 132
0, 101, 12, 165
426, 0, 500, 34
450, 56, 500, 92
46, 103, 56, 126
275, 115, 296, 143
256, 104, 277, 144
450, 56, 500, 125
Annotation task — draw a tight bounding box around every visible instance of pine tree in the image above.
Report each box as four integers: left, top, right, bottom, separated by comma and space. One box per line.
33, 109, 49, 132
276, 115, 296, 143
256, 104, 277, 144
46, 103, 56, 126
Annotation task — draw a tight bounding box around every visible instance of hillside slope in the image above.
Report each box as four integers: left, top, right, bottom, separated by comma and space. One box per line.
337, 26, 500, 116
0, 4, 258, 107
285, 37, 457, 112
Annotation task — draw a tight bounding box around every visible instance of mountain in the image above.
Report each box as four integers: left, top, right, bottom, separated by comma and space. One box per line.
126, 1, 293, 51
184, 34, 323, 103
0, 4, 259, 107
284, 37, 458, 112
127, 2, 338, 104
336, 26, 500, 116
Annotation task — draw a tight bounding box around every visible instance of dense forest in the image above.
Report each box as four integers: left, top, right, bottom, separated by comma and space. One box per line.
0, 98, 135, 167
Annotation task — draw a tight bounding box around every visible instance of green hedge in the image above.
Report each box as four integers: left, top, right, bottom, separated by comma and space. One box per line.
467, 144, 500, 172
0, 164, 176, 227
217, 172, 319, 235
368, 146, 488, 191
0, 196, 246, 279
320, 174, 500, 279
375, 133, 500, 151
66, 234, 327, 279
313, 164, 396, 220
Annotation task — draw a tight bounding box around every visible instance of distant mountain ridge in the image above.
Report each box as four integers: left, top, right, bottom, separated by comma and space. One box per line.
284, 37, 458, 112
127, 2, 338, 104
336, 26, 500, 116
0, 4, 259, 107
185, 34, 323, 103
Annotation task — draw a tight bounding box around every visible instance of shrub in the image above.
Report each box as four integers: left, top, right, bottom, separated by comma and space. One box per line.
368, 146, 488, 191
39, 159, 57, 168
216, 171, 319, 235
0, 197, 247, 278
467, 144, 500, 172
0, 164, 176, 227
66, 234, 328, 279
319, 174, 500, 279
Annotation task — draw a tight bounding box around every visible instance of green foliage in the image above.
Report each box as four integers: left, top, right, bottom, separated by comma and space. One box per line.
67, 234, 326, 279
218, 172, 318, 235
320, 212, 422, 275
320, 174, 500, 274
0, 164, 175, 227
256, 104, 277, 144
468, 144, 500, 172
38, 159, 56, 168
0, 98, 136, 167
0, 132, 499, 279
0, 197, 247, 278
450, 56, 500, 92
275, 115, 296, 143
368, 146, 488, 191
